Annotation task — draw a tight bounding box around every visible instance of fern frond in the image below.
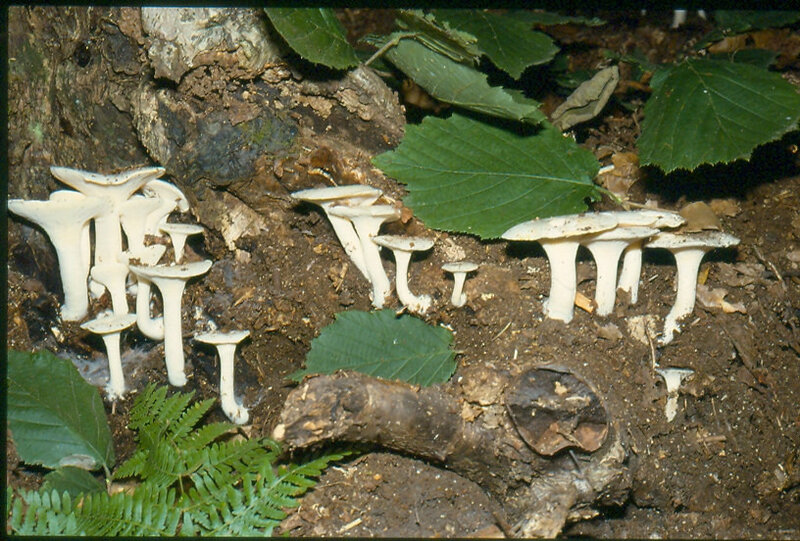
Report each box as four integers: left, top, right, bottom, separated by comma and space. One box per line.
8, 485, 180, 536
184, 449, 349, 536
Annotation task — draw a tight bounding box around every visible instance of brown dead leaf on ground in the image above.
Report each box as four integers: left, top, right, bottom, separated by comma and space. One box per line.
709, 198, 741, 218
680, 201, 722, 232
696, 283, 746, 314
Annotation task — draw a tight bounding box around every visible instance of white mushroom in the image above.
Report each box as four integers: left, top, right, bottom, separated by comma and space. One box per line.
80, 313, 137, 400
120, 195, 164, 254
49, 190, 93, 280
50, 166, 165, 267
128, 260, 213, 386
581, 226, 659, 316
90, 262, 131, 315
159, 223, 205, 263
121, 245, 167, 340
194, 330, 250, 425
607, 209, 686, 304
372, 235, 435, 314
502, 214, 618, 323
655, 366, 694, 422
8, 195, 106, 321
291, 185, 383, 279
646, 231, 740, 344
142, 178, 190, 236
441, 261, 479, 307
327, 204, 401, 309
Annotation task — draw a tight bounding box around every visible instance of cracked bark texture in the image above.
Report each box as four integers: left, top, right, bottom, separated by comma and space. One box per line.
274, 366, 632, 538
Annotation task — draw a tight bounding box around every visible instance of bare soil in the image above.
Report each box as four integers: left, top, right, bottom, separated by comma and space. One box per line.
6, 9, 800, 539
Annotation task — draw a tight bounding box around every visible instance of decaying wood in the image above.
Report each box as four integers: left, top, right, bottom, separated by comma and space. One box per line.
274, 366, 632, 538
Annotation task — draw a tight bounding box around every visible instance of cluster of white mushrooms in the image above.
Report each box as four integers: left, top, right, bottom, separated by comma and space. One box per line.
291, 185, 478, 314
8, 165, 250, 424
502, 210, 739, 345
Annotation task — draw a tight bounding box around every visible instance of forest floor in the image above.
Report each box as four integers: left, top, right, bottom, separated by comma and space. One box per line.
6, 9, 800, 539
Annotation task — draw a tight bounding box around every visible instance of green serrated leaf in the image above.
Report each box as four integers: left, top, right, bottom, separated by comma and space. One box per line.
264, 8, 358, 70
511, 10, 606, 27
710, 49, 780, 69
373, 113, 601, 238
697, 11, 800, 50
395, 9, 482, 65
42, 467, 105, 497
380, 37, 545, 124
638, 58, 800, 173
7, 349, 115, 471
432, 9, 559, 79
291, 309, 456, 386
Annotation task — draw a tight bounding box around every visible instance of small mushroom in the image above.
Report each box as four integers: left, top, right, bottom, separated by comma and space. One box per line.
49, 190, 93, 280
655, 366, 694, 422
502, 214, 618, 323
129, 260, 213, 386
80, 313, 137, 400
373, 235, 435, 314
441, 261, 479, 307
646, 231, 740, 344
8, 195, 106, 321
159, 222, 204, 263
581, 226, 659, 316
194, 330, 250, 424
607, 209, 686, 304
121, 245, 167, 340
142, 178, 190, 236
90, 262, 131, 315
328, 204, 401, 309
291, 185, 383, 279
120, 195, 164, 254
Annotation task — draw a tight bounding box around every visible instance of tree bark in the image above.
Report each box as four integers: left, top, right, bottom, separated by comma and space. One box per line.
274, 366, 632, 538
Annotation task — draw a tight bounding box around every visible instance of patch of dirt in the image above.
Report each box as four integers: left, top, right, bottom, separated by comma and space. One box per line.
6, 8, 800, 539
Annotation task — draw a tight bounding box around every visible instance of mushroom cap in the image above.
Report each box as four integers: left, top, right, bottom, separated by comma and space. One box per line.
584, 225, 660, 242
442, 261, 479, 273
646, 231, 740, 250
50, 165, 165, 200
8, 196, 107, 226
122, 245, 167, 266
501, 213, 618, 241
143, 178, 190, 212
194, 329, 250, 345
121, 194, 163, 216
328, 204, 401, 221
129, 260, 213, 281
656, 366, 695, 388
372, 235, 434, 252
291, 185, 382, 204
81, 313, 137, 334
602, 209, 685, 229
159, 223, 205, 236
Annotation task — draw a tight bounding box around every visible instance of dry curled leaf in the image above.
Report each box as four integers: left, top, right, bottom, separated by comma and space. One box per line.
598, 151, 641, 199
696, 283, 746, 314
709, 198, 741, 217
680, 201, 722, 232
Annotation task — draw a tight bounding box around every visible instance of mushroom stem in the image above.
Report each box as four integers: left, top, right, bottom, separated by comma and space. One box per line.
450, 272, 468, 307
320, 203, 369, 279
391, 250, 432, 314
102, 332, 126, 399
540, 241, 580, 323
362, 235, 392, 308
662, 249, 706, 345
656, 367, 694, 422
217, 342, 249, 425
617, 242, 644, 304
135, 279, 164, 341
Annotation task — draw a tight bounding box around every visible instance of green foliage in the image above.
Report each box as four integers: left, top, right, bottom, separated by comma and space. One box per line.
7, 349, 115, 471
373, 113, 601, 238
290, 309, 457, 386
42, 467, 105, 497
372, 35, 546, 124
510, 10, 606, 27
432, 9, 559, 78
7, 384, 348, 536
264, 8, 358, 69
697, 10, 800, 49
638, 57, 800, 173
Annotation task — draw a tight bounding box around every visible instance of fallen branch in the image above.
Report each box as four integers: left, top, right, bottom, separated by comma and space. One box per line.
273, 365, 632, 537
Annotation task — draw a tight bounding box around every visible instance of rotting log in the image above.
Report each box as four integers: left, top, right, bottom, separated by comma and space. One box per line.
273, 365, 632, 538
